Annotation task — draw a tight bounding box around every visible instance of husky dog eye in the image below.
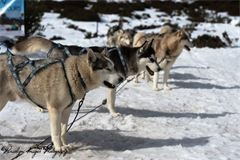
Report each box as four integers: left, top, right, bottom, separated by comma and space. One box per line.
105, 68, 112, 72
149, 57, 155, 62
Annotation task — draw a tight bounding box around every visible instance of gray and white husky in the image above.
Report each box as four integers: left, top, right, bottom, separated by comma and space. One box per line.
12, 36, 162, 116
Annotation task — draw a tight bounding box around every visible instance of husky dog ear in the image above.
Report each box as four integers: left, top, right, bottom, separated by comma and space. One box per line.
176, 30, 184, 37
118, 29, 124, 35
101, 48, 108, 57
101, 48, 114, 68
87, 48, 97, 64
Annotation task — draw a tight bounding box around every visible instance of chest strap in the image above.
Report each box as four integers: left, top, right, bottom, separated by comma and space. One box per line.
47, 43, 72, 58
117, 48, 128, 78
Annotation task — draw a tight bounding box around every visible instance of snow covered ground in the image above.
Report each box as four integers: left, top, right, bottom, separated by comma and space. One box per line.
1, 47, 240, 160
1, 5, 240, 160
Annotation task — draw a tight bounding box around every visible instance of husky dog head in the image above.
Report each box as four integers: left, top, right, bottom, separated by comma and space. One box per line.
87, 49, 123, 89
167, 29, 193, 54
117, 29, 135, 47
107, 28, 135, 47
136, 40, 162, 76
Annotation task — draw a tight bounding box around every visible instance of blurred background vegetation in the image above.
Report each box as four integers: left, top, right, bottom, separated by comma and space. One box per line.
24, 0, 239, 47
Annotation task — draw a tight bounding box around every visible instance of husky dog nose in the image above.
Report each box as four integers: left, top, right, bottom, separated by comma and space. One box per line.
118, 77, 124, 83
157, 67, 162, 72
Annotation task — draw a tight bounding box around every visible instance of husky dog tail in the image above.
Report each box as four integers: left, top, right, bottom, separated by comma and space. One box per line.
133, 32, 145, 47
159, 25, 174, 35
11, 36, 53, 54
11, 36, 69, 59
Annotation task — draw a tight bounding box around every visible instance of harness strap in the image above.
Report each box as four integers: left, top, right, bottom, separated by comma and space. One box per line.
116, 48, 128, 78
77, 70, 87, 91
108, 47, 128, 78
15, 60, 29, 72
22, 61, 60, 87
7, 51, 45, 109
80, 47, 88, 54
47, 43, 87, 91
157, 55, 167, 64
47, 43, 71, 58
63, 46, 72, 56
59, 60, 75, 107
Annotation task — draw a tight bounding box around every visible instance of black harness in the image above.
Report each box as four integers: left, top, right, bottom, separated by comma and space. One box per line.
107, 47, 128, 79
47, 43, 72, 58
1, 46, 84, 110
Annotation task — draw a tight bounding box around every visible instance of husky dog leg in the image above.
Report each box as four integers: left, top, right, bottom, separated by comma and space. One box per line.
152, 58, 168, 91
135, 71, 146, 83
0, 81, 17, 112
145, 72, 151, 82
152, 72, 160, 91
107, 88, 120, 117
141, 71, 146, 80
163, 69, 170, 91
47, 106, 63, 152
0, 96, 8, 111
162, 59, 176, 91
60, 106, 73, 150
134, 74, 140, 83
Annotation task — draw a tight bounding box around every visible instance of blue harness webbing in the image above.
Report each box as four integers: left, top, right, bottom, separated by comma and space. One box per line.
2, 47, 74, 110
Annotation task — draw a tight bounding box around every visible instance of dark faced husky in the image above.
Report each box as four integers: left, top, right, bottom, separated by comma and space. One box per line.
133, 26, 193, 91
0, 45, 122, 152
12, 36, 161, 116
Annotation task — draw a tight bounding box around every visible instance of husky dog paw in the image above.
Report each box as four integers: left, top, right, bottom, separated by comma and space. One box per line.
163, 86, 170, 91
55, 144, 73, 152
134, 78, 140, 83
134, 75, 140, 83
62, 144, 74, 152
111, 112, 122, 117
146, 77, 151, 83
153, 87, 160, 91
134, 80, 140, 83
36, 107, 44, 112
141, 73, 145, 79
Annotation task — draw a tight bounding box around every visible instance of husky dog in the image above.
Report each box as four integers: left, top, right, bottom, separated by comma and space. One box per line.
107, 26, 135, 47
133, 26, 193, 91
12, 36, 161, 116
0, 46, 122, 152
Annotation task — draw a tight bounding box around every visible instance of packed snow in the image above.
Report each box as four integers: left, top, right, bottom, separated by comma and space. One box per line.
1, 5, 240, 160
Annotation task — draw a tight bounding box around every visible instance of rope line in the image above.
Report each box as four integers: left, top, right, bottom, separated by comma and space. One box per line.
27, 75, 136, 151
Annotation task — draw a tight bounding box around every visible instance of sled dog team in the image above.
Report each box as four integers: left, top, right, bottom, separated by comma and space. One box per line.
0, 25, 192, 152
